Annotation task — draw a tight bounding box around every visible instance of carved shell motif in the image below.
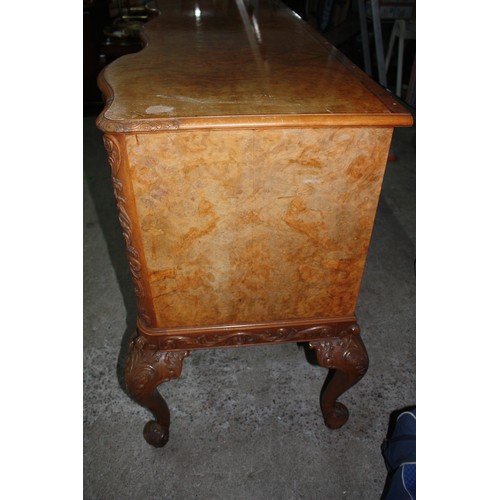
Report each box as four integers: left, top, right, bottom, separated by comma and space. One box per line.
125, 336, 189, 398
309, 325, 368, 380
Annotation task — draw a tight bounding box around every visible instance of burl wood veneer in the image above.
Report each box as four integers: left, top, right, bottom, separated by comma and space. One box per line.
97, 0, 412, 447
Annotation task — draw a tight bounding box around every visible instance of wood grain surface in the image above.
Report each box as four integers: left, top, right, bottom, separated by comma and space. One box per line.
97, 0, 412, 132
125, 126, 392, 327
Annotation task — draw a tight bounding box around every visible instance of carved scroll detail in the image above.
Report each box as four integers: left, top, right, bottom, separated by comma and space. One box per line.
103, 134, 152, 326
157, 324, 340, 350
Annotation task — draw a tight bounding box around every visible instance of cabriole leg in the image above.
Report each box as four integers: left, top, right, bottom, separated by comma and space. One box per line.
309, 324, 369, 429
124, 333, 189, 447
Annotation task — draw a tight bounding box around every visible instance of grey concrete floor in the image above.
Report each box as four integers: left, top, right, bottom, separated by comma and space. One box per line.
83, 112, 415, 500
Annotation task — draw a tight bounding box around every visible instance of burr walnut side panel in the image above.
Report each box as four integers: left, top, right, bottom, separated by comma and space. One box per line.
125, 127, 393, 328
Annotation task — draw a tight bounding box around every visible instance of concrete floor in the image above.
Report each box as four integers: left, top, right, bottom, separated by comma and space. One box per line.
83, 108, 415, 499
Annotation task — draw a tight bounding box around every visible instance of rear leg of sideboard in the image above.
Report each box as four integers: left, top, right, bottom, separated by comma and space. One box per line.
309, 324, 369, 429
124, 333, 190, 447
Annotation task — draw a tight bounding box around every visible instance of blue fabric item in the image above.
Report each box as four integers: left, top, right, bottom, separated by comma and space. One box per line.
381, 408, 416, 499
402, 462, 416, 498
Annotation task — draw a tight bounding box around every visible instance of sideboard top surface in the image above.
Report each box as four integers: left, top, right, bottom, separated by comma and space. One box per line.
97, 0, 412, 132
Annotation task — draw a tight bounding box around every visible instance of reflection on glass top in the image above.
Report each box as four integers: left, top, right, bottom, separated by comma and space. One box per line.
101, 0, 408, 125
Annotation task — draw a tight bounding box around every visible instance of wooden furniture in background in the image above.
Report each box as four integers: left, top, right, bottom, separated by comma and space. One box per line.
97, 0, 412, 447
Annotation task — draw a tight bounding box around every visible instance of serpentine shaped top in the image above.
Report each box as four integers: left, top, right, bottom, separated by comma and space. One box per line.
97, 0, 412, 132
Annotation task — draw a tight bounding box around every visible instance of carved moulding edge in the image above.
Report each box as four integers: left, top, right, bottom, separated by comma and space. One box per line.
102, 134, 152, 326
136, 316, 359, 351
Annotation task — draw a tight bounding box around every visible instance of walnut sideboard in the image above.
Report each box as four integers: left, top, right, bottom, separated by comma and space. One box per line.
96, 0, 413, 447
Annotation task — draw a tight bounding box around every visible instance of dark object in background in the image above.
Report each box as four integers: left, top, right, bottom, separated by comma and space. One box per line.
281, 0, 309, 20
84, 0, 112, 105
84, 0, 160, 111
381, 407, 416, 499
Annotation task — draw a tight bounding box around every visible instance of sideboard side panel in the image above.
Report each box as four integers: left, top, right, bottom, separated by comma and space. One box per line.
125, 127, 393, 328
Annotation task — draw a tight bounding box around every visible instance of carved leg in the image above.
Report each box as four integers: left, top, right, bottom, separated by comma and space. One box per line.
309, 324, 368, 429
124, 333, 189, 447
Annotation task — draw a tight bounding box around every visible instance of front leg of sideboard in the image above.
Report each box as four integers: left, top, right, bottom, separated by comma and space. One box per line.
309, 324, 369, 429
124, 333, 190, 447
